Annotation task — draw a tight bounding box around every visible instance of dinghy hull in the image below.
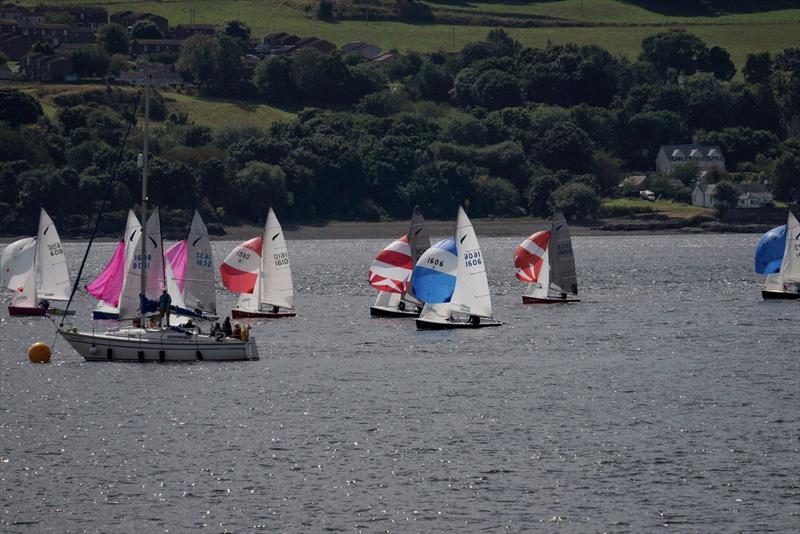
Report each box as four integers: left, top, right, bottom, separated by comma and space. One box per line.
369, 305, 421, 318
232, 309, 296, 319
59, 328, 259, 362
522, 295, 581, 304
761, 289, 800, 300
416, 317, 502, 330
8, 305, 47, 316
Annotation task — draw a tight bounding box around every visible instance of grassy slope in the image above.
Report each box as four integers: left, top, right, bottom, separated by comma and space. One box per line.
602, 197, 714, 218
26, 0, 800, 68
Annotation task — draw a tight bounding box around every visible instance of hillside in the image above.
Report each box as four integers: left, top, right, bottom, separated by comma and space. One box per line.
22, 0, 800, 69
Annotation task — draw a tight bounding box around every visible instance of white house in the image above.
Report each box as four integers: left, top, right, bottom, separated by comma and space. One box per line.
656, 144, 725, 175
691, 181, 773, 208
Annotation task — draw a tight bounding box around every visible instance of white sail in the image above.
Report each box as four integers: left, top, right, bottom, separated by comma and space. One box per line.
418, 302, 453, 321
259, 208, 294, 310
236, 267, 261, 312
374, 291, 401, 308
449, 207, 493, 318
35, 208, 71, 301
2, 236, 36, 291
779, 211, 800, 284
183, 210, 216, 313
11, 265, 37, 308
524, 241, 551, 299
117, 209, 165, 319
548, 212, 578, 296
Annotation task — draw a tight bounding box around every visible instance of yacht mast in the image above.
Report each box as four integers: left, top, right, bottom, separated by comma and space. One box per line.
139, 76, 150, 328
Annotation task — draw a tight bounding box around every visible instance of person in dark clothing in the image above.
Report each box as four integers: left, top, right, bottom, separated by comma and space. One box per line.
223, 317, 233, 337
158, 289, 172, 326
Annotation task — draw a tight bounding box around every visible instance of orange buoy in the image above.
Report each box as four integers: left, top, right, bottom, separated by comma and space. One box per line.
28, 342, 51, 363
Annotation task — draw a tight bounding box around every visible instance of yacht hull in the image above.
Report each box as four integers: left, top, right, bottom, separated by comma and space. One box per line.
8, 305, 48, 316
232, 309, 296, 319
369, 305, 420, 318
762, 289, 800, 300
522, 295, 581, 304
59, 328, 259, 362
416, 317, 502, 330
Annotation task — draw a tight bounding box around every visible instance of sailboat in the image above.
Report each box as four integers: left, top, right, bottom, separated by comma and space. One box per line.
59, 77, 259, 361
414, 206, 502, 330
221, 208, 296, 318
7, 208, 72, 316
756, 210, 800, 300
2, 236, 36, 289
86, 210, 140, 320
368, 206, 431, 317
164, 210, 218, 319
514, 212, 580, 304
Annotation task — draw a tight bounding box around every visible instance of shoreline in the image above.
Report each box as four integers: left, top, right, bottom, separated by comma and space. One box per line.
0, 217, 771, 242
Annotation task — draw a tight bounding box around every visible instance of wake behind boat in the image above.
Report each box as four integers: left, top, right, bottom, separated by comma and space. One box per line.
414, 207, 502, 330
368, 206, 431, 318
515, 212, 580, 304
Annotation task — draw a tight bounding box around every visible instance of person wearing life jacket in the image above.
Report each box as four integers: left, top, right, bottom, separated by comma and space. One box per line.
223, 316, 233, 337
232, 323, 242, 340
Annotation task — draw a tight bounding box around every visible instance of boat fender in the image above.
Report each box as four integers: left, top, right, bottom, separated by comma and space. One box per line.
158, 350, 165, 362
215, 331, 224, 342
89, 344, 98, 355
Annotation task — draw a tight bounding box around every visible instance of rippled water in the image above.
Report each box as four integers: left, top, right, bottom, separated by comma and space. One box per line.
1, 235, 797, 532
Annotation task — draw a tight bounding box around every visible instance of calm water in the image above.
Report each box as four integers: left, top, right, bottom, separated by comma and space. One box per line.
0, 235, 797, 533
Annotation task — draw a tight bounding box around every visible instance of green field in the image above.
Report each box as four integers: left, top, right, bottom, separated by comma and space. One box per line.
602, 197, 714, 219
25, 0, 800, 68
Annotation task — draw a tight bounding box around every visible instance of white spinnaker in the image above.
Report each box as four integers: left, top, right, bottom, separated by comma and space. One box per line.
449, 207, 493, 318
260, 208, 294, 310
184, 210, 216, 313
35, 208, 71, 301
3, 236, 36, 291
779, 211, 800, 283
524, 235, 551, 299
117, 210, 165, 319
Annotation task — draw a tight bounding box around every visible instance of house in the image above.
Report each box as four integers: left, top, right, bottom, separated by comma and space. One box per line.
263, 32, 300, 50
110, 11, 169, 34
43, 6, 108, 28
241, 53, 260, 79
656, 144, 725, 175
341, 41, 382, 60
691, 180, 773, 208
0, 18, 18, 32
21, 51, 73, 82
67, 26, 96, 43
131, 39, 184, 57
618, 175, 648, 190
291, 36, 336, 55
173, 24, 217, 39
16, 21, 71, 46
371, 51, 399, 66
0, 5, 45, 24
0, 32, 31, 60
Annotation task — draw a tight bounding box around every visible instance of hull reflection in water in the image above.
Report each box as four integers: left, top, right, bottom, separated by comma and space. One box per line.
59, 328, 259, 362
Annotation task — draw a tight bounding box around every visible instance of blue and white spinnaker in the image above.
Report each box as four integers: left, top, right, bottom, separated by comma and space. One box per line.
411, 238, 457, 303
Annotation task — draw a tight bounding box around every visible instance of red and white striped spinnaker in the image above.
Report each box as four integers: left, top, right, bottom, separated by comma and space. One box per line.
220, 236, 262, 294
368, 235, 413, 294
514, 231, 551, 283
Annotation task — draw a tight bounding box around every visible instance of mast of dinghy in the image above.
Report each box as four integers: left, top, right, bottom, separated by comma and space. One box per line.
139, 75, 151, 328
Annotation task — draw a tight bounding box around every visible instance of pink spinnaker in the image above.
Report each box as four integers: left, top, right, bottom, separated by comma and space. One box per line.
85, 240, 126, 306
165, 240, 188, 293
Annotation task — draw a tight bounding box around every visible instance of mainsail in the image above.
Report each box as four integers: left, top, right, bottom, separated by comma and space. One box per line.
166, 211, 216, 313
548, 212, 578, 296
778, 211, 800, 283
117, 209, 165, 319
450, 206, 493, 318
34, 208, 71, 301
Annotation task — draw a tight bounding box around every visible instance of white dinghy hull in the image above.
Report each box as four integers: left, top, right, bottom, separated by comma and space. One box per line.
416, 316, 502, 330
59, 328, 259, 362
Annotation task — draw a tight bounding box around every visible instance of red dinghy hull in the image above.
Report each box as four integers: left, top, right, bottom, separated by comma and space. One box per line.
522, 296, 581, 304
8, 305, 48, 316
231, 309, 296, 319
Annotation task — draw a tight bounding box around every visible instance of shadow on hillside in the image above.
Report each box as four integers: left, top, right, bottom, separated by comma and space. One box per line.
621, 0, 800, 17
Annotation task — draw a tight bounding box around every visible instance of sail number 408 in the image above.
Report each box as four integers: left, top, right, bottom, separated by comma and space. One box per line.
464, 250, 482, 267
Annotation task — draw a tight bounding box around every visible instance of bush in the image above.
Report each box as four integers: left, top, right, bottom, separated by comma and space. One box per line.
549, 182, 600, 220
469, 175, 520, 216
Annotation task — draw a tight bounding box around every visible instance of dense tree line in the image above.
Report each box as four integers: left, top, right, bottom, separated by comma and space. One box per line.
1, 30, 799, 235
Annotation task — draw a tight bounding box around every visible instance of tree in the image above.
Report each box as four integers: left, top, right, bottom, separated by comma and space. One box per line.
640, 31, 708, 76
108, 54, 131, 75
97, 23, 130, 55
713, 180, 739, 213
0, 90, 43, 126
770, 150, 800, 202
470, 175, 520, 216
70, 45, 110, 77
549, 181, 599, 220
669, 161, 701, 185
177, 35, 219, 92
525, 171, 565, 216
743, 52, 772, 85
254, 55, 295, 103
470, 69, 522, 109
413, 61, 452, 102
534, 122, 594, 173
220, 19, 251, 51
131, 20, 163, 39
233, 161, 288, 218
701, 46, 735, 81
